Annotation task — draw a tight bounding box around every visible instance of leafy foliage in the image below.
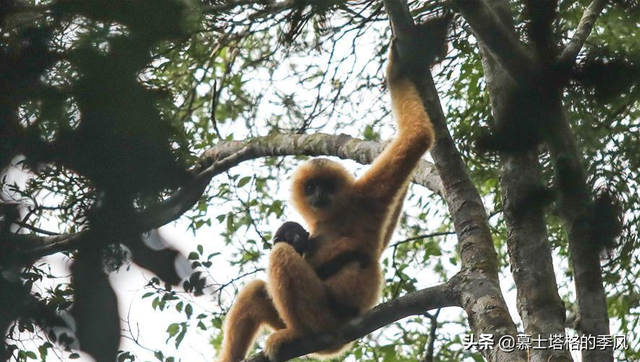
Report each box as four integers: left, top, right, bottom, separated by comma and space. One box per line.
0, 0, 638, 362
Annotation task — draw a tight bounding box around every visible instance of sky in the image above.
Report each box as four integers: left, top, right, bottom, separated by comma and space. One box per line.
2, 14, 625, 361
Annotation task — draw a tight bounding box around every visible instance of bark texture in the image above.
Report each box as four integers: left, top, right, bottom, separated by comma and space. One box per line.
384, 1, 527, 361
476, 1, 571, 361
454, 0, 613, 361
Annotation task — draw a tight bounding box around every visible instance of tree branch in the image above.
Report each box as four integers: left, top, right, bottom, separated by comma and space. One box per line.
201, 0, 263, 13
11, 133, 441, 259
240, 279, 460, 362
501, 154, 572, 362
384, 1, 526, 361
532, 14, 613, 356
476, 2, 572, 359
523, 0, 559, 62
420, 309, 440, 362
136, 146, 256, 231
7, 148, 254, 260
475, 3, 612, 359
390, 231, 456, 248
546, 103, 613, 362
201, 133, 443, 193
450, 0, 540, 86
201, 0, 345, 15
557, 0, 608, 70
474, 2, 612, 358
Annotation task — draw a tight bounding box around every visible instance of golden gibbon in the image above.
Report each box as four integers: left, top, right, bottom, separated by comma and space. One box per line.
217, 39, 438, 362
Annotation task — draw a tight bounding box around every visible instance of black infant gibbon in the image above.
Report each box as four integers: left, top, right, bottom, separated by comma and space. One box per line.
217, 33, 442, 362
272, 221, 310, 255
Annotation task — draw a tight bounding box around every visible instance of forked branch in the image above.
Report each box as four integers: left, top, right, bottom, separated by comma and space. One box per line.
557, 0, 609, 69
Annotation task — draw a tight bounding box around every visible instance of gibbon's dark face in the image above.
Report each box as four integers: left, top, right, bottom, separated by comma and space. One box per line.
304, 177, 338, 209
290, 158, 354, 221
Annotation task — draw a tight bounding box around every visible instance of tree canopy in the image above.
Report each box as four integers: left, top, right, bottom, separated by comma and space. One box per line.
0, 1, 638, 362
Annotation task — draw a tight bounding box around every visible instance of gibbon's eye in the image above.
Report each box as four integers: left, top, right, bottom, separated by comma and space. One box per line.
304, 180, 316, 196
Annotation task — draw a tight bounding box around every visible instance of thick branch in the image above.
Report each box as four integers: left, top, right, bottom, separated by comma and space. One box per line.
557, 0, 608, 69
12, 133, 441, 259
241, 279, 460, 362
501, 155, 572, 362
384, 1, 524, 361
546, 103, 613, 362
480, 5, 611, 359
201, 0, 345, 14
451, 0, 540, 86
477, 6, 572, 360
144, 133, 443, 230
382, 0, 414, 37
425, 73, 526, 362
200, 133, 442, 194
475, 2, 611, 358
523, 0, 559, 61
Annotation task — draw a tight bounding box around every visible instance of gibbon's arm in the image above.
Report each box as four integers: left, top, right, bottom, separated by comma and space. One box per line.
381, 183, 409, 250
355, 48, 434, 204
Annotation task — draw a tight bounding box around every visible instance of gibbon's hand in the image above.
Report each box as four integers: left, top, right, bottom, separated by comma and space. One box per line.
273, 221, 310, 255
389, 13, 452, 81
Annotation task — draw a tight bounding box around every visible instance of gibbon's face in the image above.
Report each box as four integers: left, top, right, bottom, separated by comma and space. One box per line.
291, 158, 355, 222
303, 177, 338, 209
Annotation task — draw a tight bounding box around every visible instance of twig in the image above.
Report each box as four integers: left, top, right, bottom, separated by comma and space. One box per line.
421, 309, 440, 362
390, 231, 455, 248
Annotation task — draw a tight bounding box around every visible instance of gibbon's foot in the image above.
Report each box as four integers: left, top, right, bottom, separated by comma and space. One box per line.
264, 329, 300, 362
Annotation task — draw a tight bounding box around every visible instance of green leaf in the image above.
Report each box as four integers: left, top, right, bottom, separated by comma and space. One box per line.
175, 327, 187, 348
167, 323, 179, 338
237, 176, 251, 188
154, 351, 164, 361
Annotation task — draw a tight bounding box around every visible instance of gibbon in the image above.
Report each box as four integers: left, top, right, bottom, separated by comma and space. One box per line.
272, 221, 310, 255
217, 36, 440, 362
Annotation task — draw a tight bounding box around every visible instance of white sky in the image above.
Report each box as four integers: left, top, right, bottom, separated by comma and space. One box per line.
3, 12, 634, 362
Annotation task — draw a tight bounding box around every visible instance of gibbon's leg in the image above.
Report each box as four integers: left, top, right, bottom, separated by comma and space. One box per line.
218, 280, 285, 362
264, 243, 340, 358
267, 243, 339, 330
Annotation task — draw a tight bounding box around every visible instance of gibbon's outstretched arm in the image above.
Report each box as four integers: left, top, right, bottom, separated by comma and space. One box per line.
356, 47, 434, 204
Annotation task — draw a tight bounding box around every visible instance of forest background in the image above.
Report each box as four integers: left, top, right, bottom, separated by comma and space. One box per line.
0, 1, 638, 362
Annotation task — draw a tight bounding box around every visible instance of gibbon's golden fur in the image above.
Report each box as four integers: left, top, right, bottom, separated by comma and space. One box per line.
217, 46, 435, 362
